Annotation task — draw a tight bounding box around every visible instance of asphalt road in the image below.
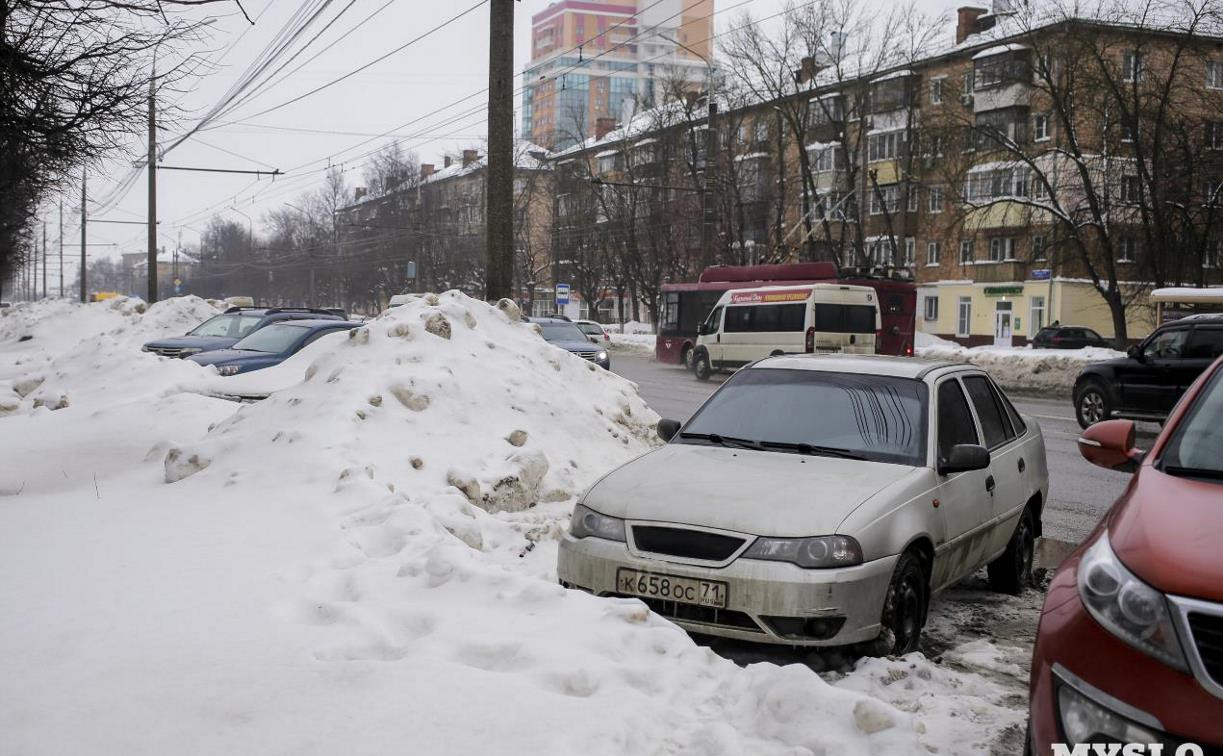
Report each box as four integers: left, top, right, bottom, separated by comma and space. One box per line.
610, 351, 1159, 546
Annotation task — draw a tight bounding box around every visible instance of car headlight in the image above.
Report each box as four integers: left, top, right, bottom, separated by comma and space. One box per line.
1077, 532, 1188, 671
741, 535, 863, 568
596, 351, 608, 361
1057, 680, 1160, 745
569, 503, 625, 542
217, 364, 242, 376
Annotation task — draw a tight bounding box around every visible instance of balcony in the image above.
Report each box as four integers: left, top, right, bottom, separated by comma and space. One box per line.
971, 260, 1028, 283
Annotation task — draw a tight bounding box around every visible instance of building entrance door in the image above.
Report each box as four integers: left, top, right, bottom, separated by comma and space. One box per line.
994, 301, 1014, 347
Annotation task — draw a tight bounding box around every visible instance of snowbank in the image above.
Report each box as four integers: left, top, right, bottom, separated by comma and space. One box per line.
0, 292, 964, 754
915, 333, 1124, 394
609, 331, 657, 353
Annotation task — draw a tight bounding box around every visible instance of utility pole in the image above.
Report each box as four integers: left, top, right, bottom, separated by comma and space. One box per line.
484, 0, 514, 302
147, 75, 159, 304
701, 101, 718, 270
58, 199, 64, 298
80, 172, 87, 303
41, 220, 47, 299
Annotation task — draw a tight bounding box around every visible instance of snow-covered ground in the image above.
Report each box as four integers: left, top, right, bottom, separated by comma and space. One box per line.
2, 294, 1029, 754
915, 331, 1125, 395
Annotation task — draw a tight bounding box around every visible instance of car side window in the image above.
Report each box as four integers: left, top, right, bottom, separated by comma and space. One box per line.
1185, 328, 1223, 360
1143, 328, 1188, 360
1085, 329, 1103, 341
937, 379, 979, 463
989, 377, 1027, 436
963, 375, 1012, 448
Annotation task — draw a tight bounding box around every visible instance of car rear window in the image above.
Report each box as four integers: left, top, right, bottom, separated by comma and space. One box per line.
1186, 328, 1223, 360
681, 368, 928, 466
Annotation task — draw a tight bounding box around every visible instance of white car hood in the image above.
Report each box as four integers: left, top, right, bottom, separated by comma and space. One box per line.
582, 443, 920, 537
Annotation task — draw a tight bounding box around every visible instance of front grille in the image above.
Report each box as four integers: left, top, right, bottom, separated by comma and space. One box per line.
631, 526, 746, 561
149, 347, 189, 358
1188, 611, 1223, 686
576, 351, 598, 361
604, 592, 762, 633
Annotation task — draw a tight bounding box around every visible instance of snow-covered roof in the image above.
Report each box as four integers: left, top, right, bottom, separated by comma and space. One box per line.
1150, 287, 1223, 303
594, 150, 620, 159
805, 141, 838, 152
967, 160, 1027, 174
972, 43, 1028, 60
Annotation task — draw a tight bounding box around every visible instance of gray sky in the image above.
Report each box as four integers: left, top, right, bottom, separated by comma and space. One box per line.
81, 0, 960, 260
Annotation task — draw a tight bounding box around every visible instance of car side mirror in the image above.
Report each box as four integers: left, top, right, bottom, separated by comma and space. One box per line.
1127, 345, 1144, 361
657, 418, 681, 442
697, 323, 709, 335
1077, 419, 1145, 472
938, 444, 990, 475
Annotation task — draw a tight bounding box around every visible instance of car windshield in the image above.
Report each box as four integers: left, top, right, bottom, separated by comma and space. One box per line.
231, 323, 308, 353
189, 313, 264, 338
1159, 367, 1223, 481
539, 323, 587, 343
576, 323, 603, 336
680, 368, 928, 466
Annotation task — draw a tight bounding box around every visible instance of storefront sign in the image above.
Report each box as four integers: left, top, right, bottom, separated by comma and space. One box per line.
984, 286, 1024, 297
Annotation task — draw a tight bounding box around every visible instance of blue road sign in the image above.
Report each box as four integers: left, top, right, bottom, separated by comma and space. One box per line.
555, 283, 570, 306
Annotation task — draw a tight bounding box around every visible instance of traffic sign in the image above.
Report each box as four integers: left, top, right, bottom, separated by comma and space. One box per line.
555, 283, 571, 306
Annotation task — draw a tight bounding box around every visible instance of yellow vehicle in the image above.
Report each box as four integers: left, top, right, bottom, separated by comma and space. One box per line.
89, 291, 122, 302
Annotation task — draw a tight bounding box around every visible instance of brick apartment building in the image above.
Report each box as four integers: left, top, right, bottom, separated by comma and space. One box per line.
548, 1, 1223, 342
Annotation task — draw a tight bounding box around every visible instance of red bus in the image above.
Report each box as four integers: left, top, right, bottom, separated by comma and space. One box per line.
656, 263, 916, 365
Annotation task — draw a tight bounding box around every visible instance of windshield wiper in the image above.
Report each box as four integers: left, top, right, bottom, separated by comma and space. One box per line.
1162, 464, 1223, 480
678, 432, 762, 451
759, 441, 869, 461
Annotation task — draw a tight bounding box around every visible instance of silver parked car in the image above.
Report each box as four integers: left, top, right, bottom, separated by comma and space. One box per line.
558, 354, 1049, 654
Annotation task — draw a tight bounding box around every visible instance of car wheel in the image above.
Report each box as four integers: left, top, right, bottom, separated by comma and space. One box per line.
680, 344, 693, 369
694, 351, 712, 381
988, 507, 1035, 595
1074, 380, 1111, 429
874, 551, 927, 656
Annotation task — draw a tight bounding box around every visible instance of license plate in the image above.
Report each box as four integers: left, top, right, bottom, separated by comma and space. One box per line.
616, 569, 728, 608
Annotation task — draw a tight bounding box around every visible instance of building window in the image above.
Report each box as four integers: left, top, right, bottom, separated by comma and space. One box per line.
957, 297, 972, 337
1207, 241, 1221, 269
924, 296, 939, 321
960, 239, 974, 264
867, 130, 904, 162
962, 70, 974, 96
966, 165, 1030, 201
867, 237, 896, 267
1121, 175, 1141, 204
931, 77, 944, 104
928, 185, 944, 213
1209, 121, 1223, 150
1034, 113, 1050, 141
811, 146, 844, 172
754, 119, 770, 145
1207, 60, 1223, 89
927, 241, 941, 265
907, 186, 919, 212
1118, 234, 1136, 262
808, 95, 844, 125
1121, 50, 1141, 82
988, 237, 1016, 262
1029, 296, 1046, 337
904, 237, 916, 266
1032, 234, 1048, 261
870, 184, 902, 214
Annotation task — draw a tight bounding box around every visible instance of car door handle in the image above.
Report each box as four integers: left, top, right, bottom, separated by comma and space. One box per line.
1018, 458, 1026, 473
985, 475, 996, 493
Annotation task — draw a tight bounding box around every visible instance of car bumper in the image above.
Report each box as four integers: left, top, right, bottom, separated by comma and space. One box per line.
1029, 554, 1223, 753
557, 533, 897, 646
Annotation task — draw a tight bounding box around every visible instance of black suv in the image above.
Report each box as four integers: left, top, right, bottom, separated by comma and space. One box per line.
142, 307, 346, 358
1031, 325, 1109, 349
1073, 314, 1223, 427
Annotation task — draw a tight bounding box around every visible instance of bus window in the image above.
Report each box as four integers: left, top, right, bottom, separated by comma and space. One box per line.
814, 303, 877, 333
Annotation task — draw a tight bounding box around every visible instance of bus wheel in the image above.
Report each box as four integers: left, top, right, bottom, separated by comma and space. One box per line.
694, 351, 712, 381
681, 344, 693, 369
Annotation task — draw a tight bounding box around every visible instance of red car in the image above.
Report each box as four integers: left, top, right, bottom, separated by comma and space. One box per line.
1028, 355, 1223, 753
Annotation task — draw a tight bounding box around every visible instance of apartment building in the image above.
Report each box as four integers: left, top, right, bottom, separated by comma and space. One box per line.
548, 2, 1223, 343
522, 0, 714, 150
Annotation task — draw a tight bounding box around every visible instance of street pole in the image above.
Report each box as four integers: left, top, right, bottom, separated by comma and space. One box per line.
702, 101, 718, 270
58, 199, 64, 298
485, 0, 514, 302
147, 75, 158, 303
80, 172, 87, 302
42, 220, 47, 298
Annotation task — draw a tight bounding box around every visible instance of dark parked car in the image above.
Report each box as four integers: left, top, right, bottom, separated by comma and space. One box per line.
529, 317, 610, 369
1031, 325, 1109, 350
187, 319, 360, 376
142, 307, 344, 358
1073, 314, 1223, 428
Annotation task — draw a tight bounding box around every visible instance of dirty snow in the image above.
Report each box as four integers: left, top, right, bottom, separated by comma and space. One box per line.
915, 332, 1125, 394
1, 293, 1028, 754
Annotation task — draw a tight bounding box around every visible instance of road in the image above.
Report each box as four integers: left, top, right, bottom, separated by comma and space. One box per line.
610, 350, 1159, 546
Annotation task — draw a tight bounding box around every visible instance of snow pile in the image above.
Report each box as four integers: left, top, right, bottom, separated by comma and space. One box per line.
915, 335, 1124, 394
0, 295, 222, 414
0, 291, 950, 755
609, 331, 657, 353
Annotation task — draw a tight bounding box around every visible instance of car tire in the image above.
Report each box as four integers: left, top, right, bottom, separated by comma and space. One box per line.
1074, 380, 1112, 429
694, 350, 712, 381
873, 551, 927, 656
680, 344, 693, 369
988, 507, 1035, 595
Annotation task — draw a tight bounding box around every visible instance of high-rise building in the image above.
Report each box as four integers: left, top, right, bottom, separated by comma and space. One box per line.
521, 0, 714, 149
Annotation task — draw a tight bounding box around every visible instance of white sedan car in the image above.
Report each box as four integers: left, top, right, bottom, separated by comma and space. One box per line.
558, 354, 1048, 653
